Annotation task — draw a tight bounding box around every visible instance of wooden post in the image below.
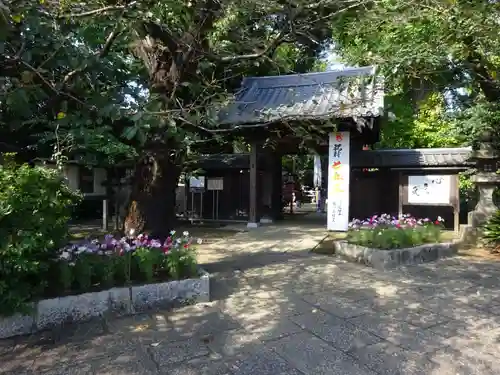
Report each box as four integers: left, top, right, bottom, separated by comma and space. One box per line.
248, 142, 260, 228
114, 192, 120, 230
453, 174, 460, 234
271, 153, 283, 220
102, 198, 109, 232
398, 172, 404, 217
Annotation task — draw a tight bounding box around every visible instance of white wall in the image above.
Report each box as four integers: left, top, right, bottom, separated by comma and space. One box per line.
91, 168, 107, 195
63, 165, 79, 191
36, 162, 107, 195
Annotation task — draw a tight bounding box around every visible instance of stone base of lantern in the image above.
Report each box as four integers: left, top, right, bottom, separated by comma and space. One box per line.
469, 173, 500, 227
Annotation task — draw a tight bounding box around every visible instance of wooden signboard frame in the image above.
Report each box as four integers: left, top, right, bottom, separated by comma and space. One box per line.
398, 172, 460, 233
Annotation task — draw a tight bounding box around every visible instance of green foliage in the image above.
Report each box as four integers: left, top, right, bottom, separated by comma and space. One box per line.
482, 210, 500, 248
379, 93, 461, 149
333, 1, 500, 148
73, 255, 93, 292
452, 102, 500, 149
134, 247, 161, 283
0, 162, 81, 315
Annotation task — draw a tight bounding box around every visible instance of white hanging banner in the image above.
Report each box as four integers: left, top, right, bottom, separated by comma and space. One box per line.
313, 152, 322, 188
327, 131, 350, 231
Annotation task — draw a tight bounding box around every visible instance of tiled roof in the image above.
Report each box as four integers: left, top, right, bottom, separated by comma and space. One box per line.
194, 148, 473, 170
353, 148, 473, 168
218, 66, 384, 126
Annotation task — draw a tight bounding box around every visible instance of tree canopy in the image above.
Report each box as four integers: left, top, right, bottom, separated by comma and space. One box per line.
1, 0, 357, 236
332, 0, 500, 148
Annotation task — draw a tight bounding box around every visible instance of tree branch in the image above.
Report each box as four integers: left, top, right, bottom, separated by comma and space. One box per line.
213, 32, 290, 62
18, 59, 87, 107
57, 5, 128, 19
138, 21, 179, 55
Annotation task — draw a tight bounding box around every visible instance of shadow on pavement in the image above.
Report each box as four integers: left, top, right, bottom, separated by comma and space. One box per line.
2, 244, 500, 374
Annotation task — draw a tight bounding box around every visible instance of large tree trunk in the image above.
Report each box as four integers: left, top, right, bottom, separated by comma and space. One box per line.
124, 151, 181, 240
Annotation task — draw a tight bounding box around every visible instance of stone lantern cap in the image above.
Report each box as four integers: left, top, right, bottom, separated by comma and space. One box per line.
472, 130, 499, 159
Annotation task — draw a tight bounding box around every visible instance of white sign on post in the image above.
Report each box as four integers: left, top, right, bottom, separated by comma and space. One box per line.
327, 131, 350, 231
189, 176, 205, 190
207, 177, 224, 191
407, 175, 451, 204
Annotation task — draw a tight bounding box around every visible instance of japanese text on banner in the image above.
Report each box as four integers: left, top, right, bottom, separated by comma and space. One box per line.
327, 131, 350, 231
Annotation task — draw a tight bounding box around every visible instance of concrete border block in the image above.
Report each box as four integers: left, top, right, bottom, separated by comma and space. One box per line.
0, 268, 210, 339
0, 307, 35, 339
334, 241, 458, 269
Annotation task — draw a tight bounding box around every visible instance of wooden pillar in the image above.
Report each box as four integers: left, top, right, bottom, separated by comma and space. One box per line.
398, 172, 404, 217
453, 174, 460, 233
248, 142, 260, 228
271, 153, 283, 220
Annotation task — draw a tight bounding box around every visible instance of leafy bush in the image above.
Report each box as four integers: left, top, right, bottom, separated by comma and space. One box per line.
0, 161, 81, 315
347, 214, 444, 250
482, 210, 500, 250
50, 231, 199, 297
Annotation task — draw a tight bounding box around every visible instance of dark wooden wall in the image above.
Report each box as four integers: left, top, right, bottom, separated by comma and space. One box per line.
349, 169, 459, 230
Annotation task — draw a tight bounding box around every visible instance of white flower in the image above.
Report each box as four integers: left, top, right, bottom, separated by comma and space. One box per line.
77, 246, 86, 254
129, 228, 135, 236
197, 238, 203, 245
60, 251, 71, 260
176, 238, 182, 244
183, 231, 189, 236
170, 230, 176, 236
437, 216, 444, 222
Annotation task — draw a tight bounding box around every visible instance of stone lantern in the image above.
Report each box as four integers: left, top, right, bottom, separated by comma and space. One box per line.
469, 130, 500, 227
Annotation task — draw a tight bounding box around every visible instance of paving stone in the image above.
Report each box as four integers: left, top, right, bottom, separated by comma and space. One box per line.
419, 297, 491, 322
205, 329, 264, 359
166, 303, 242, 340
300, 293, 372, 319
160, 356, 232, 375
349, 341, 438, 375
90, 349, 157, 375
42, 364, 93, 375
228, 348, 303, 375
268, 332, 376, 375
426, 319, 468, 338
147, 337, 210, 366
290, 310, 382, 352
387, 305, 449, 328
429, 346, 500, 375
349, 312, 445, 353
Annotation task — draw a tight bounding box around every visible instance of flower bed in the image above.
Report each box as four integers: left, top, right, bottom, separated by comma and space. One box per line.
333, 214, 457, 269
0, 230, 210, 339
49, 230, 200, 297
347, 214, 444, 250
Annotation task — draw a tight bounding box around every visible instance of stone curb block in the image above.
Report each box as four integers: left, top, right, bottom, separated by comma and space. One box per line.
0, 268, 209, 340
333, 241, 458, 269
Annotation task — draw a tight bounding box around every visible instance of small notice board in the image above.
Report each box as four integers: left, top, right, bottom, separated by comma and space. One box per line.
189, 176, 205, 192
207, 177, 224, 191
399, 173, 460, 232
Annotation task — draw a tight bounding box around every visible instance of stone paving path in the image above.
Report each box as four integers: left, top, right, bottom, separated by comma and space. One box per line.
2, 225, 500, 374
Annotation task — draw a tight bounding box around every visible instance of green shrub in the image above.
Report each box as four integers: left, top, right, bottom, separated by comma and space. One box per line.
482, 210, 500, 248
0, 161, 81, 315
